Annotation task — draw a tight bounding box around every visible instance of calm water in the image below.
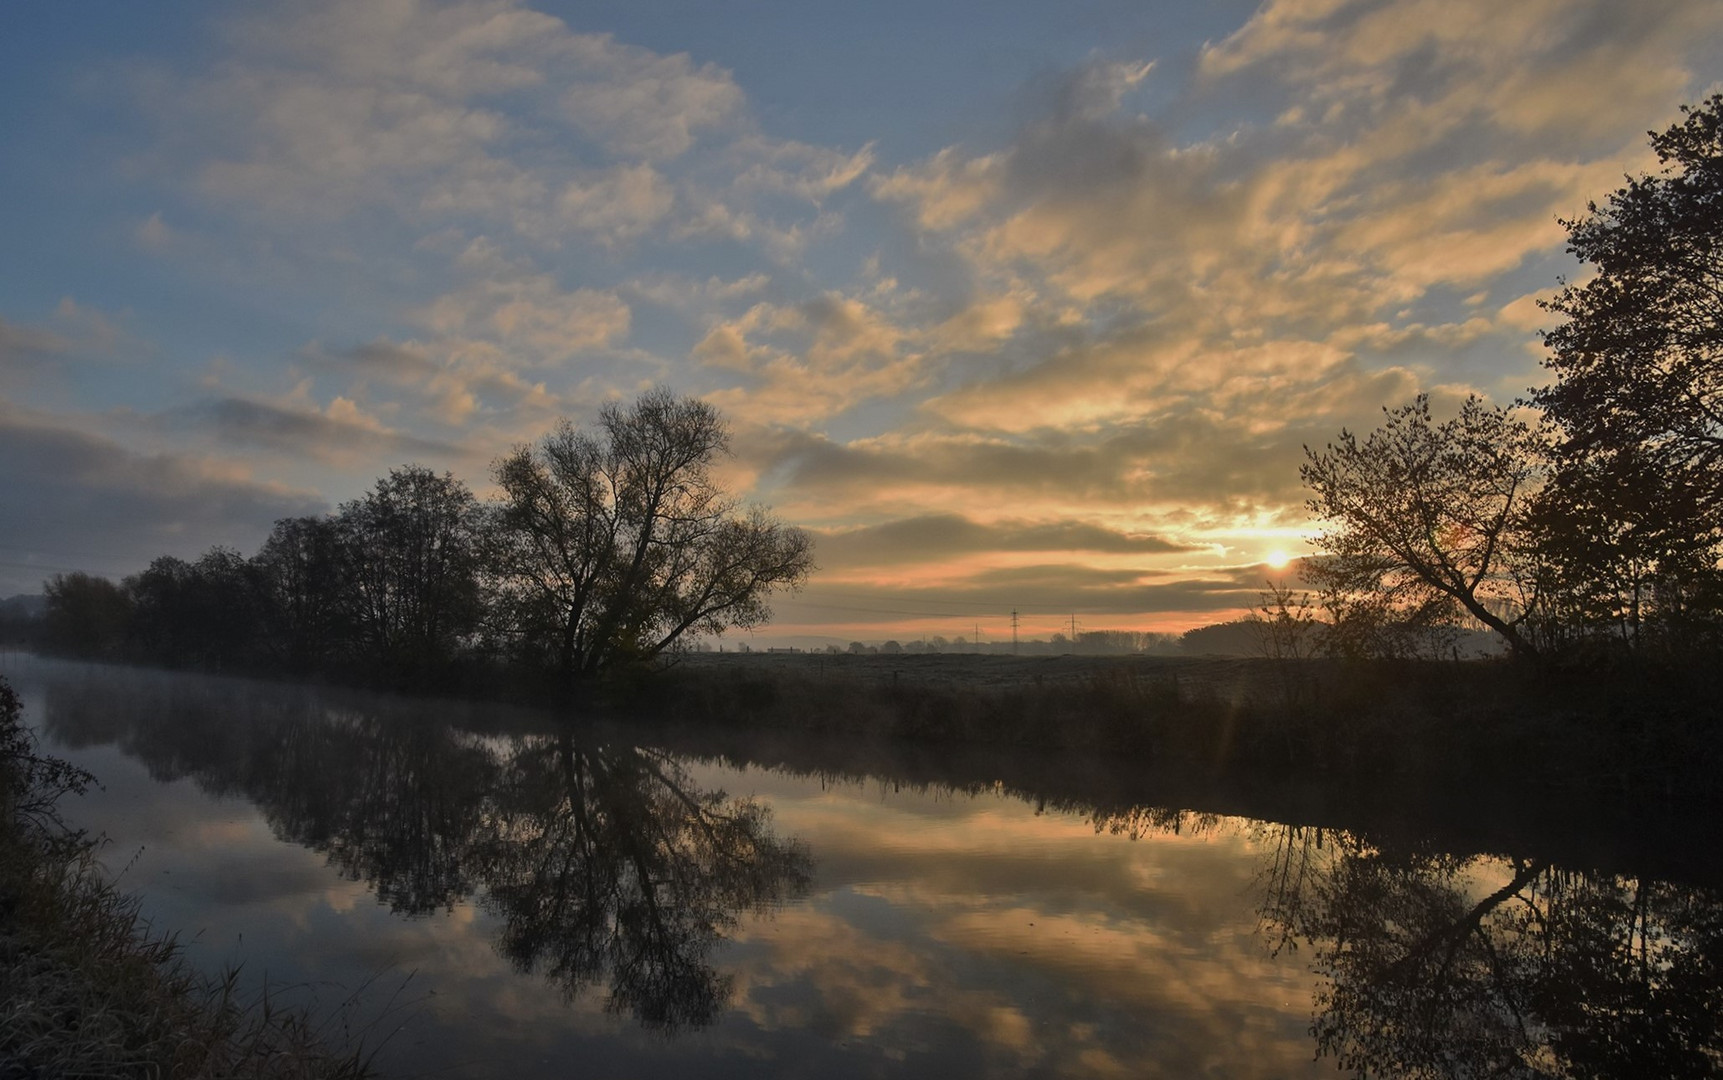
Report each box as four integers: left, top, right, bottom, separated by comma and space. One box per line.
6, 655, 1720, 1079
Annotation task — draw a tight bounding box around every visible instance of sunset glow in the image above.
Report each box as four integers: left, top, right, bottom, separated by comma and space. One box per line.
3, 1, 1721, 644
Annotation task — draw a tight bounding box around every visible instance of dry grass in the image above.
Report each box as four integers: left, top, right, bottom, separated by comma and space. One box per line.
628, 651, 1723, 803
0, 675, 386, 1080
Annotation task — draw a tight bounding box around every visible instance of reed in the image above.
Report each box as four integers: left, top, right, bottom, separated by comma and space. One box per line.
0, 675, 384, 1080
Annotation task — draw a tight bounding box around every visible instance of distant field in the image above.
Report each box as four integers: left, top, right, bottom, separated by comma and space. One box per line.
670, 650, 1277, 696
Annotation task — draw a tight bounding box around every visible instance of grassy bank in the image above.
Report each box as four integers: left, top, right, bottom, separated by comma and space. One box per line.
629, 651, 1723, 806
0, 676, 378, 1080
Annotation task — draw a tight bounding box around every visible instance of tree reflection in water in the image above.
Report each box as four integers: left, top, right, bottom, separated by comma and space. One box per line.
34, 666, 1723, 1063
1254, 826, 1723, 1078
477, 736, 810, 1029
40, 678, 811, 1032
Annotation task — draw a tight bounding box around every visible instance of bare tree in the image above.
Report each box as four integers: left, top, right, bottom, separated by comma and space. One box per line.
488, 388, 813, 678
1301, 395, 1544, 658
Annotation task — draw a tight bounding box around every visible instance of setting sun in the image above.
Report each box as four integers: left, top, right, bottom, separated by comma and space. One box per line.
1266, 551, 1292, 569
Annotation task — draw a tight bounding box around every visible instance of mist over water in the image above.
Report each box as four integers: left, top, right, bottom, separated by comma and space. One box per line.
6, 654, 1720, 1079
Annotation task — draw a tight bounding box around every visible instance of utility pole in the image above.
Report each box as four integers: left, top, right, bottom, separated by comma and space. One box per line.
1070, 613, 1078, 645
1011, 609, 1019, 654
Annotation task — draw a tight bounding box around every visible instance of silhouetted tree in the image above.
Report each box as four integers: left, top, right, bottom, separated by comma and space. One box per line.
1533, 95, 1723, 646
1180, 618, 1270, 657
336, 466, 484, 678
251, 515, 349, 672
1, 674, 93, 836
1302, 395, 1544, 658
488, 389, 813, 679
40, 572, 132, 660
126, 548, 268, 670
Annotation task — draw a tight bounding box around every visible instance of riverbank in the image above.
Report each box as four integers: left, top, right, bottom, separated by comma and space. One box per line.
0, 676, 378, 1080
628, 651, 1723, 806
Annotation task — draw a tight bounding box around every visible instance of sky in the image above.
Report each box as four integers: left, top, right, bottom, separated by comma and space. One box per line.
3, 0, 1722, 644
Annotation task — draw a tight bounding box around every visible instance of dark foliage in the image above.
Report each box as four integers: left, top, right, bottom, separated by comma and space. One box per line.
28, 391, 809, 693
1261, 833, 1723, 1079
487, 388, 812, 681
1305, 98, 1723, 661
1531, 94, 1723, 648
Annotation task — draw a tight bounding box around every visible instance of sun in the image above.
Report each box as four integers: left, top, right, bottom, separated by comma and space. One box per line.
1266, 550, 1292, 569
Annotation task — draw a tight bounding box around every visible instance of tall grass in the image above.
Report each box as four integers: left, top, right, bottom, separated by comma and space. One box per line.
0, 675, 384, 1079
632, 652, 1723, 804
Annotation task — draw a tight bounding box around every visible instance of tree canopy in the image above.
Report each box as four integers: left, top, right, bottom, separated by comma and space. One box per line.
1531, 94, 1723, 644
1302, 96, 1723, 659
488, 388, 813, 678
35, 390, 811, 688
1301, 395, 1543, 658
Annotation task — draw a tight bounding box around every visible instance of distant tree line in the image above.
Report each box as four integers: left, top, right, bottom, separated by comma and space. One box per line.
31, 389, 813, 690
827, 630, 1185, 656
1300, 96, 1723, 662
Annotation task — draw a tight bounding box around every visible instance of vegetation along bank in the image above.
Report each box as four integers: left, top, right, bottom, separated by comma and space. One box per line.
0, 675, 379, 1078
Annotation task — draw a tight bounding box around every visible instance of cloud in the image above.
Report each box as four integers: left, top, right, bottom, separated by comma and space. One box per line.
0, 301, 146, 389
813, 514, 1194, 570
0, 405, 325, 593
418, 239, 632, 361
148, 0, 840, 256
731, 137, 876, 203
0, 316, 70, 376
554, 163, 674, 240
872, 148, 1005, 230
698, 293, 926, 424
558, 33, 745, 159
302, 339, 441, 382
159, 395, 463, 465
624, 271, 772, 312
134, 211, 176, 251
813, 0, 1723, 580
89, 0, 1723, 631
752, 416, 1343, 524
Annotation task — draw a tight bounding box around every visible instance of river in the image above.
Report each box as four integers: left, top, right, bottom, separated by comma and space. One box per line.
6, 655, 1719, 1078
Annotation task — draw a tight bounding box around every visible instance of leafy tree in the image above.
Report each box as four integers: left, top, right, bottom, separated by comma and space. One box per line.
126, 548, 267, 670
40, 572, 132, 659
1, 674, 94, 837
251, 515, 348, 672
488, 388, 813, 678
1179, 618, 1263, 657
1534, 95, 1723, 644
1301, 395, 1545, 658
336, 465, 484, 677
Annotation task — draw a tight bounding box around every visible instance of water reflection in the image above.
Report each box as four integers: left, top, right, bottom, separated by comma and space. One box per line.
14, 658, 1723, 1076
37, 669, 811, 1031
1255, 826, 1723, 1078
478, 737, 809, 1028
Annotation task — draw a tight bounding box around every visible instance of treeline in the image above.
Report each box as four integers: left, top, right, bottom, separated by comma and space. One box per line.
825, 630, 1183, 656
1299, 97, 1723, 663
31, 389, 812, 692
